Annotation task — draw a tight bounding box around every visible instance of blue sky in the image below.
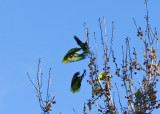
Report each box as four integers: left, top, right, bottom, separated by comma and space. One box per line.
0, 0, 160, 114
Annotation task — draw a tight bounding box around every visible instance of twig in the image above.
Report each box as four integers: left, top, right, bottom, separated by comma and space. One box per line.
109, 21, 114, 58
115, 83, 123, 112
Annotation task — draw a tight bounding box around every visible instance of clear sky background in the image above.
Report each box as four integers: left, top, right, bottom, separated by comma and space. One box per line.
0, 0, 160, 114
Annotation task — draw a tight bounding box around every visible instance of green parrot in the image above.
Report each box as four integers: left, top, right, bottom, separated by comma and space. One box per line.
71, 70, 86, 93
62, 48, 86, 64
135, 89, 142, 103
74, 35, 89, 55
98, 72, 112, 83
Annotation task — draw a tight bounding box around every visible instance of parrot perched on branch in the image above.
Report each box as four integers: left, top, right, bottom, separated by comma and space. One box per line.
135, 89, 142, 103
74, 35, 89, 55
98, 72, 112, 83
71, 70, 86, 93
62, 48, 86, 64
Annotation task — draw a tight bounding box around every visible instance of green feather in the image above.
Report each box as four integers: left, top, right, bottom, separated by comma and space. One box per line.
66, 48, 81, 55
98, 72, 112, 83
63, 53, 86, 64
74, 35, 89, 55
136, 89, 142, 103
74, 36, 85, 48
98, 72, 104, 83
62, 48, 85, 64
71, 70, 86, 93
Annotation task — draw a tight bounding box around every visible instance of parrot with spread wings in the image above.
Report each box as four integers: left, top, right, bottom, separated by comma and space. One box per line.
74, 35, 89, 55
62, 48, 86, 64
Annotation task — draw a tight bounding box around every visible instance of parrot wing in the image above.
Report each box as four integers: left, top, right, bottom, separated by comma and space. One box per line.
66, 48, 81, 56
67, 54, 86, 63
74, 35, 85, 48
74, 35, 89, 55
98, 72, 104, 83
62, 48, 82, 64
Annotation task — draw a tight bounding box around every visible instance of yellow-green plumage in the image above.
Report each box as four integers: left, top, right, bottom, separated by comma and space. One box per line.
62, 35, 90, 64
98, 72, 112, 83
62, 48, 85, 64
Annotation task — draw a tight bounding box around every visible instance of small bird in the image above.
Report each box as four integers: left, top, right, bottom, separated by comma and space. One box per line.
135, 89, 142, 103
74, 35, 89, 55
71, 70, 86, 93
98, 72, 112, 83
62, 48, 86, 64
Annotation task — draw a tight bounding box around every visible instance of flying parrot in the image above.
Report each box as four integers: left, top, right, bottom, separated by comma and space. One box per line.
98, 72, 112, 83
74, 35, 89, 55
62, 48, 86, 64
71, 70, 86, 93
